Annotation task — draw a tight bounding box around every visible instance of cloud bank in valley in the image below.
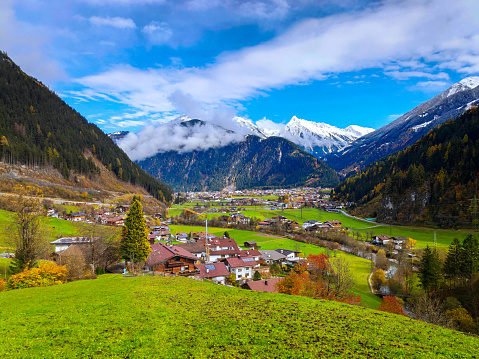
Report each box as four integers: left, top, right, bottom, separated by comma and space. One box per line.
116, 117, 247, 161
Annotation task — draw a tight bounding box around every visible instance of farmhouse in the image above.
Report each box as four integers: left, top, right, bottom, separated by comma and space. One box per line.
66, 212, 87, 221
145, 242, 199, 275
195, 262, 230, 285
242, 278, 282, 293
225, 257, 258, 281
259, 250, 287, 264
50, 237, 92, 253
275, 249, 301, 263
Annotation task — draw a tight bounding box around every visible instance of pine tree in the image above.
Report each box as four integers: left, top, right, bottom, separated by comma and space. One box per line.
461, 235, 479, 278
419, 245, 442, 292
120, 200, 151, 266
443, 238, 463, 285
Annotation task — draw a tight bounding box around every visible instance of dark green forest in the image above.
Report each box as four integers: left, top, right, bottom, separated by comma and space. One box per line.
0, 52, 172, 202
333, 106, 479, 227
139, 134, 339, 191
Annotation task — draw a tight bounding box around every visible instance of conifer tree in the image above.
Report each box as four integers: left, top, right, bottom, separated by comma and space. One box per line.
443, 238, 463, 285
461, 235, 479, 278
419, 245, 442, 292
120, 200, 151, 266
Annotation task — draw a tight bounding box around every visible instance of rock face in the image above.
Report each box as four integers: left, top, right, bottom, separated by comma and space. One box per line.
327, 77, 479, 176
137, 134, 339, 191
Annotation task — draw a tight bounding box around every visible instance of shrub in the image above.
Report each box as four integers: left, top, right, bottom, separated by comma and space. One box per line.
7, 262, 67, 289
446, 308, 477, 334
0, 278, 6, 292
378, 296, 407, 316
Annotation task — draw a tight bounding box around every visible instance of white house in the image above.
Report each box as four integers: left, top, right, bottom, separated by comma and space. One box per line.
225, 257, 257, 281
50, 237, 92, 253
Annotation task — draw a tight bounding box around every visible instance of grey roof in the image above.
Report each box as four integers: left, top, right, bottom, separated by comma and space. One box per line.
259, 250, 287, 261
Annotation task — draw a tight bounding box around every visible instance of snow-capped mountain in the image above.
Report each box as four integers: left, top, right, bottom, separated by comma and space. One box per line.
279, 116, 374, 157
327, 76, 479, 176
232, 116, 268, 138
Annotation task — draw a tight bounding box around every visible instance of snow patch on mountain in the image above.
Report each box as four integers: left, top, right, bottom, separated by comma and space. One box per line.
279, 116, 374, 157
446, 77, 479, 97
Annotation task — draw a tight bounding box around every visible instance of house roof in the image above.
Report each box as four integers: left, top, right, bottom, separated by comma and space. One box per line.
259, 250, 286, 261
195, 262, 230, 278
244, 278, 282, 293
244, 241, 257, 246
146, 242, 198, 266
275, 249, 299, 256
239, 249, 262, 257
225, 257, 258, 268
375, 235, 392, 241
175, 241, 206, 254
50, 237, 92, 245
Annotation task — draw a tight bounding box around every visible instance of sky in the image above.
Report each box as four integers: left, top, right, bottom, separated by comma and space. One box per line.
2, 0, 479, 136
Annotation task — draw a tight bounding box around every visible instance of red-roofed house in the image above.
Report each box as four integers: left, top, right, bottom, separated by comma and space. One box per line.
200, 237, 242, 262
242, 278, 282, 293
225, 257, 258, 281
195, 262, 230, 285
145, 242, 199, 275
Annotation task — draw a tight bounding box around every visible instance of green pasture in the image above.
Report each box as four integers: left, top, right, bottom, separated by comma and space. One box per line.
0, 209, 83, 249
0, 275, 477, 358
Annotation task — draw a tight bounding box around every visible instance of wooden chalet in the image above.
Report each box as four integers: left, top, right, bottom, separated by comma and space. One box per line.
145, 242, 199, 275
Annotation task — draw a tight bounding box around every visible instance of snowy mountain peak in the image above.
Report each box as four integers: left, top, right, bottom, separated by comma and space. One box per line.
446, 76, 479, 97
281, 116, 374, 157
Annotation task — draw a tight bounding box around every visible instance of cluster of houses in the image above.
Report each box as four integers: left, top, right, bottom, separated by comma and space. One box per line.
179, 187, 348, 212
49, 232, 298, 293
144, 234, 301, 290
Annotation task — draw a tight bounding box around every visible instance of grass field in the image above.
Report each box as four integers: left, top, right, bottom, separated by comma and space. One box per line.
0, 209, 82, 250
170, 204, 476, 249
0, 275, 477, 358
0, 258, 10, 280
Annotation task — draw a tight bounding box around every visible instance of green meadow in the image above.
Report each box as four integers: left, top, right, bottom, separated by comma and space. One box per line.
0, 209, 82, 250
0, 275, 477, 358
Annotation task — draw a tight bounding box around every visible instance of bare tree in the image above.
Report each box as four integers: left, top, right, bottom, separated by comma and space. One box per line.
330, 256, 355, 297
8, 195, 46, 273
409, 294, 455, 329
79, 223, 121, 273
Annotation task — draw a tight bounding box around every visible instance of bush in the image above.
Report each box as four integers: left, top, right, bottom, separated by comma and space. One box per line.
446, 308, 477, 334
378, 296, 407, 316
7, 262, 67, 289
0, 278, 6, 292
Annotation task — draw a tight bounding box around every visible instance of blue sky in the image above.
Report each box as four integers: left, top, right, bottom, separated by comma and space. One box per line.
2, 0, 479, 134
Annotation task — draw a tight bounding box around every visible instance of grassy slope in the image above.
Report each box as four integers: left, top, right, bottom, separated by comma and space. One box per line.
0, 209, 81, 250
0, 275, 477, 358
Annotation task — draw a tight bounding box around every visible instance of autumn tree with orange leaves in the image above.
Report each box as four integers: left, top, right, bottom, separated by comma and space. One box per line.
378, 296, 407, 316
276, 254, 360, 305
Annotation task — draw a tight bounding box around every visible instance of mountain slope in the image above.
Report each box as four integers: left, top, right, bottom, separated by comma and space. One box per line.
332, 106, 479, 227
0, 51, 172, 202
327, 77, 479, 176
137, 133, 339, 191
279, 116, 374, 158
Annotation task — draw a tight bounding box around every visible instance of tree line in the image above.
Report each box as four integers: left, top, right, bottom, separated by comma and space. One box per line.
0, 52, 172, 202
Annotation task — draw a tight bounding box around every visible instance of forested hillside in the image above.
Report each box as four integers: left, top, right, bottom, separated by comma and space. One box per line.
138, 134, 339, 191
0, 52, 172, 202
333, 106, 479, 227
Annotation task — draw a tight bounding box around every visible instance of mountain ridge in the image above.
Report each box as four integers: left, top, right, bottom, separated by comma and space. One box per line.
326, 76, 479, 176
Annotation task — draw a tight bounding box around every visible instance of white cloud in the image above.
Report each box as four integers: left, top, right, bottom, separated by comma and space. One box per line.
72, 0, 479, 125
142, 21, 173, 45
408, 80, 451, 92
117, 118, 246, 161
256, 117, 285, 135
385, 71, 450, 81
89, 16, 136, 29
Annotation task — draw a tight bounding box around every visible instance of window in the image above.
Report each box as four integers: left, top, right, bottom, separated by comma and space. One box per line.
237, 268, 242, 272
